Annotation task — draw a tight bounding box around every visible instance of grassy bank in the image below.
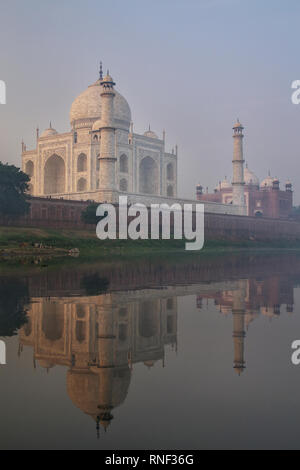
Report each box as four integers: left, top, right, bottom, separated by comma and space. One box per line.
1, 226, 300, 262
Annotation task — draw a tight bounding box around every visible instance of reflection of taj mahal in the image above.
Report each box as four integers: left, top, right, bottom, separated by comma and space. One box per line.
21, 64, 178, 204
19, 292, 177, 434
18, 274, 295, 433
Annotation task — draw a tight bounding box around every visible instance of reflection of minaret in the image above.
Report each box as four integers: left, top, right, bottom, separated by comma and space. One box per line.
92, 302, 117, 432
232, 283, 246, 375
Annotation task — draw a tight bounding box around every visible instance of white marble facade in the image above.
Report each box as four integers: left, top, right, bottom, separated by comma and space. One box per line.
22, 68, 178, 203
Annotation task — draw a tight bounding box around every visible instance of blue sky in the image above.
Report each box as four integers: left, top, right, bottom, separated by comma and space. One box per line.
0, 0, 300, 201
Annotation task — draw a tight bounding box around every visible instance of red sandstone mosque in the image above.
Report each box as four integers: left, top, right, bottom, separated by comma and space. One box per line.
196, 121, 293, 219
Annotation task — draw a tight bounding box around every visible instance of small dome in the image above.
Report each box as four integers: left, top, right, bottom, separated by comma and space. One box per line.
144, 127, 158, 139
40, 126, 57, 138
244, 166, 259, 186
92, 119, 102, 131
102, 73, 114, 83
233, 119, 243, 129
234, 367, 245, 376
220, 177, 231, 189
144, 360, 155, 369
260, 174, 274, 189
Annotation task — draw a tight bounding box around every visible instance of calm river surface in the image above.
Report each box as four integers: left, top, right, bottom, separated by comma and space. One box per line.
1, 252, 300, 450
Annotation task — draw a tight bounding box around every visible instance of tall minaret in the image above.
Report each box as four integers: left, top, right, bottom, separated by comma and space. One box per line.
99, 71, 117, 199
232, 120, 245, 207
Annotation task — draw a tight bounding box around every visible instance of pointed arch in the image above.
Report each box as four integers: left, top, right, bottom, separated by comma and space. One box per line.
44, 154, 65, 194
77, 178, 87, 192
77, 153, 87, 172
120, 154, 128, 173
167, 163, 174, 181
139, 156, 158, 195
25, 160, 34, 177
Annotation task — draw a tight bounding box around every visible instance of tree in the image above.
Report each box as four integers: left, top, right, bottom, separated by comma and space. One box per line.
0, 162, 30, 220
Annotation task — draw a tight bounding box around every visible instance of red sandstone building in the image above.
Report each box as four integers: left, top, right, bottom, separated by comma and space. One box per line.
197, 166, 293, 219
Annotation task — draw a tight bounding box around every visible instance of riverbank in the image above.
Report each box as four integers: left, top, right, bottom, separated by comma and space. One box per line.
1, 226, 300, 264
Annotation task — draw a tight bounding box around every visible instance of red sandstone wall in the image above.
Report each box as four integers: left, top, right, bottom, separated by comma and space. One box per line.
204, 212, 300, 241
1, 196, 300, 242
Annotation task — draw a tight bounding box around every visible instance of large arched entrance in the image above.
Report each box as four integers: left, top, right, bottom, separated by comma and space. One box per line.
42, 303, 64, 342
139, 156, 158, 195
44, 154, 66, 194
138, 301, 158, 338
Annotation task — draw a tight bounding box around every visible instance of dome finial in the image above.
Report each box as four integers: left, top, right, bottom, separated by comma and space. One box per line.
99, 61, 103, 81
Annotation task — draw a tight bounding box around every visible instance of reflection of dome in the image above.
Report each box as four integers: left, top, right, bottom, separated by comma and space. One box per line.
70, 79, 131, 130
40, 125, 57, 138
37, 359, 55, 369
234, 366, 245, 376
67, 366, 131, 429
244, 166, 259, 186
144, 360, 155, 369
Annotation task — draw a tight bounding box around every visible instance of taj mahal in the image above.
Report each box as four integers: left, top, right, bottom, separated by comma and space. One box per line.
21, 64, 246, 217
21, 64, 178, 203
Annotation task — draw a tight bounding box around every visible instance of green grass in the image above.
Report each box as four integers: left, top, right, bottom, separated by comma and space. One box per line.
1, 225, 300, 264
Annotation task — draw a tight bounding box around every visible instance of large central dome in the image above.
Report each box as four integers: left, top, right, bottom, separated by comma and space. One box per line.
70, 79, 131, 130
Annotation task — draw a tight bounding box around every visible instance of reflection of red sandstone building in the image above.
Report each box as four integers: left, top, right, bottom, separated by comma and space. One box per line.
197, 275, 294, 375
197, 167, 293, 218
197, 168, 293, 219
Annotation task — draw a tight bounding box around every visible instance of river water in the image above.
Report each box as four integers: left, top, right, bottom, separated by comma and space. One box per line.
0, 252, 300, 449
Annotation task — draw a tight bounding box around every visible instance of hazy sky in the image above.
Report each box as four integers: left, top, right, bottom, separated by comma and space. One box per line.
0, 0, 299, 202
